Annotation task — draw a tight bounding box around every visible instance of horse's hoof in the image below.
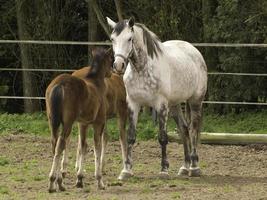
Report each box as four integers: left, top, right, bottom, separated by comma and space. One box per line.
118, 170, 133, 180
48, 188, 56, 193
178, 166, 189, 176
189, 167, 201, 177
159, 171, 169, 179
75, 181, 84, 188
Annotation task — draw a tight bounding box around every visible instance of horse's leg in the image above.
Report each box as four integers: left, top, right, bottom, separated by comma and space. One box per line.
171, 105, 191, 176
60, 136, 70, 178
116, 103, 128, 179
75, 123, 88, 188
157, 103, 169, 176
93, 122, 105, 189
188, 101, 203, 177
118, 101, 140, 180
48, 124, 72, 192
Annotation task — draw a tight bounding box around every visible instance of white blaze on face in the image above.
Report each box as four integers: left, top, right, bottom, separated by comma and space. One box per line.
107, 17, 135, 74
111, 28, 133, 73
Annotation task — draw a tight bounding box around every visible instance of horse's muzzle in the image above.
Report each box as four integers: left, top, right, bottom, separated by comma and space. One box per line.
113, 59, 126, 75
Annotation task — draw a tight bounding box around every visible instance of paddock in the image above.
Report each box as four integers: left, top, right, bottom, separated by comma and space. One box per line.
0, 133, 266, 199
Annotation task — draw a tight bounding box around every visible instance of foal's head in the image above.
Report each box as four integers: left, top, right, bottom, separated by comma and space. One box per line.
107, 17, 135, 74
87, 47, 113, 79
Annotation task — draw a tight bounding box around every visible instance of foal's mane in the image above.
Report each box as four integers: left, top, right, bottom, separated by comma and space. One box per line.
87, 48, 107, 78
135, 23, 162, 59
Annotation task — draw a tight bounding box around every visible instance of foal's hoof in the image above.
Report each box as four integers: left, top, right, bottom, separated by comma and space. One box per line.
118, 170, 133, 180
58, 184, 66, 192
98, 181, 106, 190
159, 171, 169, 179
178, 166, 189, 176
189, 167, 201, 177
75, 180, 84, 188
48, 188, 57, 193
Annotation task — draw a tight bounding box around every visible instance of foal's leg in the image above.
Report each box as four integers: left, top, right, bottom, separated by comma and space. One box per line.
75, 123, 88, 188
101, 127, 108, 174
60, 136, 70, 178
188, 101, 203, 177
157, 103, 169, 175
93, 122, 105, 189
117, 104, 128, 179
170, 105, 191, 176
118, 101, 140, 180
48, 124, 72, 193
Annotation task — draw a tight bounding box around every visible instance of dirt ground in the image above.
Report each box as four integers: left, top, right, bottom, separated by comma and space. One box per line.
0, 133, 267, 200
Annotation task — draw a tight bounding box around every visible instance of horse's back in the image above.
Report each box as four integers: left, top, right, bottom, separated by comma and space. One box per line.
160, 40, 207, 102
163, 40, 206, 70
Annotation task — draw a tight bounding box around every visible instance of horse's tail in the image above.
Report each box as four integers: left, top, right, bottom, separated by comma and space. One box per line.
49, 84, 63, 133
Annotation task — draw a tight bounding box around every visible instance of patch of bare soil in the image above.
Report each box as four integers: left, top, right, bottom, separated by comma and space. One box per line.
0, 133, 267, 200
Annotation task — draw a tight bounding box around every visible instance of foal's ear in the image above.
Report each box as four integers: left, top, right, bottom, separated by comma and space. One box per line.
128, 17, 135, 28
105, 48, 113, 56
106, 17, 116, 28
91, 47, 97, 57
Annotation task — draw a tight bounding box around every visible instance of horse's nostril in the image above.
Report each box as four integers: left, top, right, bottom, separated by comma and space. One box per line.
122, 62, 125, 70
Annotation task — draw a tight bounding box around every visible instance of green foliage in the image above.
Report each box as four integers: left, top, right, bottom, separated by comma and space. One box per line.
0, 0, 266, 114
0, 111, 266, 139
203, 0, 267, 113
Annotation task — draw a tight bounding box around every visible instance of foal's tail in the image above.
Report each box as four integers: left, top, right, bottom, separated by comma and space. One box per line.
49, 84, 63, 133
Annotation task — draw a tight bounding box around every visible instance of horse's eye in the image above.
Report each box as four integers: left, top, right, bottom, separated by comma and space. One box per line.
128, 38, 132, 42
110, 38, 114, 42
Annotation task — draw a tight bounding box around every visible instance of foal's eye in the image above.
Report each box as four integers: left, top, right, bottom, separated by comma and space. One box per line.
110, 38, 114, 42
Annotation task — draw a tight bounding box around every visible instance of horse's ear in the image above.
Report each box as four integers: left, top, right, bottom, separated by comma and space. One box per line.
106, 17, 116, 28
128, 17, 135, 28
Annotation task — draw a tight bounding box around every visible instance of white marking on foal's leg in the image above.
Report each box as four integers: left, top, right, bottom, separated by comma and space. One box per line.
93, 124, 105, 190
48, 136, 66, 192
61, 136, 70, 178
76, 124, 88, 188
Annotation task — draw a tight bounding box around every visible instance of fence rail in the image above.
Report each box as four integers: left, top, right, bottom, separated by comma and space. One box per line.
1, 39, 267, 48
1, 68, 267, 76
1, 39, 266, 105
0, 96, 266, 106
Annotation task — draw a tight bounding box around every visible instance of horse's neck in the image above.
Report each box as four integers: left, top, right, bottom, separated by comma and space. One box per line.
129, 28, 162, 72
129, 37, 149, 72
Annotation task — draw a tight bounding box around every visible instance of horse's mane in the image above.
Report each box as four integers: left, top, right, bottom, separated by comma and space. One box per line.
135, 23, 162, 59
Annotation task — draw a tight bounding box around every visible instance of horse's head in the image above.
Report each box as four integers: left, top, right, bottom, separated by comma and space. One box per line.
90, 47, 113, 78
107, 17, 135, 75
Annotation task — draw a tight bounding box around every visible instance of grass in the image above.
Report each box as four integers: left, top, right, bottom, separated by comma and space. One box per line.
0, 110, 266, 139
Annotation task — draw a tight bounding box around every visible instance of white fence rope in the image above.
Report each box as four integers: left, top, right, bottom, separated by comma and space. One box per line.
0, 96, 266, 106
0, 40, 266, 105
1, 40, 267, 47
1, 68, 267, 76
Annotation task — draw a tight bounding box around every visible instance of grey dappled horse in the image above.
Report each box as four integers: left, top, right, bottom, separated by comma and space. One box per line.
107, 17, 207, 180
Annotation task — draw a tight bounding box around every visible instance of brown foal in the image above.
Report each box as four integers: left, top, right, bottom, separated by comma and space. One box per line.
46, 47, 117, 192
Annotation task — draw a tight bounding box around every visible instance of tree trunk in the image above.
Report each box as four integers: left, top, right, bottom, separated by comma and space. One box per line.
114, 0, 123, 21
16, 0, 40, 113
88, 1, 98, 64
90, 0, 110, 37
